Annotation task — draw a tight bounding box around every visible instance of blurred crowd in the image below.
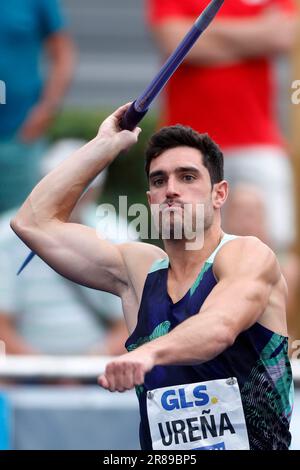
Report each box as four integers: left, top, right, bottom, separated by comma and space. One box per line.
0, 0, 299, 366
0, 0, 130, 363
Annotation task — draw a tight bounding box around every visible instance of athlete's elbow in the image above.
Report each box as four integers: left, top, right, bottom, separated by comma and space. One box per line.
222, 328, 236, 350
10, 215, 21, 237
10, 201, 39, 242
11, 214, 32, 244
215, 321, 237, 352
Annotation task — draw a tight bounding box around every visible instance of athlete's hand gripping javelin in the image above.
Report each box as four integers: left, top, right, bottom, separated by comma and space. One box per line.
97, 103, 142, 151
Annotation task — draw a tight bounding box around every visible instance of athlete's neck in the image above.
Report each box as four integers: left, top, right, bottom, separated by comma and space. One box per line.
164, 225, 224, 280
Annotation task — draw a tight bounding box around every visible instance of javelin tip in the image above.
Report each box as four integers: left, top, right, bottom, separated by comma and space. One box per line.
17, 251, 36, 275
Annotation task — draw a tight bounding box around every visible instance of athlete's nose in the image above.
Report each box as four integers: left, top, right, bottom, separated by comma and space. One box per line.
165, 175, 180, 200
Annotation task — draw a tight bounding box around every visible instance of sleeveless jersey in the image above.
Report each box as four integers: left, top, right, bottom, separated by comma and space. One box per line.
125, 234, 294, 450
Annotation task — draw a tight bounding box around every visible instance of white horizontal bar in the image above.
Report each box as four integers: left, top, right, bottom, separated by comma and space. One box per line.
0, 356, 299, 383
0, 356, 111, 379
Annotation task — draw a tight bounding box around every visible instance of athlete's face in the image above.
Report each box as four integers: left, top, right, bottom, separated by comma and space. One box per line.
147, 146, 228, 240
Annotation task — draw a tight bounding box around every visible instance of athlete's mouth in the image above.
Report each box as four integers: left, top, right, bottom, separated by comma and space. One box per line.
160, 201, 185, 211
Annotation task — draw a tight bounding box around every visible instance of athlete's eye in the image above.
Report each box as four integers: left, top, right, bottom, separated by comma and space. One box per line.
182, 174, 196, 182
153, 178, 164, 187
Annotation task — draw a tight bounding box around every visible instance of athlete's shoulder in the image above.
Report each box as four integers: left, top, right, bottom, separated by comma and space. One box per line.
219, 235, 271, 255
214, 236, 281, 283
120, 241, 166, 271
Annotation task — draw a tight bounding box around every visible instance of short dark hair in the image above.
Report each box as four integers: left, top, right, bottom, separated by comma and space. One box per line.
145, 125, 224, 186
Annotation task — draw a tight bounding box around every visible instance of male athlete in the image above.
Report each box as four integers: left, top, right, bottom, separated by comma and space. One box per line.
11, 104, 294, 450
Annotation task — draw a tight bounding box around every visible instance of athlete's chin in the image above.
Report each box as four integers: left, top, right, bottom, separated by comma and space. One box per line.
160, 223, 185, 241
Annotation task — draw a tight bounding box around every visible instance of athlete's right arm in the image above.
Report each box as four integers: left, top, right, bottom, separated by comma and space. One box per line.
10, 105, 145, 296
12, 220, 133, 295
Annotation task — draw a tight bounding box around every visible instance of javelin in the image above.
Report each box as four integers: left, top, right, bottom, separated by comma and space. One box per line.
121, 0, 224, 130
17, 0, 224, 275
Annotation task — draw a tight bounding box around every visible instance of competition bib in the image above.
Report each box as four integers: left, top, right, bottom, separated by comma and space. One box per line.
147, 378, 250, 450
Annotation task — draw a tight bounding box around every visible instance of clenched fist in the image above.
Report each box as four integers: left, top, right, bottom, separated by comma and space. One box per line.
98, 350, 155, 392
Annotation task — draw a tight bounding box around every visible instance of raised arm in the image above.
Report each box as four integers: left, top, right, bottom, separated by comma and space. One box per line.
98, 237, 286, 392
151, 9, 297, 66
11, 105, 143, 296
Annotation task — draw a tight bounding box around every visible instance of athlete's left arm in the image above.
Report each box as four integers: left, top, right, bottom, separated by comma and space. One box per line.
98, 237, 282, 392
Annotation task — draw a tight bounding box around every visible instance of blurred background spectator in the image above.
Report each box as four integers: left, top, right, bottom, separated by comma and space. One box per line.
223, 183, 300, 341
0, 139, 137, 357
0, 0, 75, 214
146, 0, 298, 256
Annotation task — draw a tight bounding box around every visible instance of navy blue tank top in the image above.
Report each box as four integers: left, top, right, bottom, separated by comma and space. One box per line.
125, 234, 294, 450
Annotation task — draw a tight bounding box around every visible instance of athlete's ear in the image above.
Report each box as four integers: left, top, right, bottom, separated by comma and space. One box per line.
213, 180, 228, 209
146, 190, 152, 206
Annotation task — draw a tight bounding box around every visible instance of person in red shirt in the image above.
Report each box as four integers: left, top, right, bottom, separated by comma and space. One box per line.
147, 0, 298, 254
